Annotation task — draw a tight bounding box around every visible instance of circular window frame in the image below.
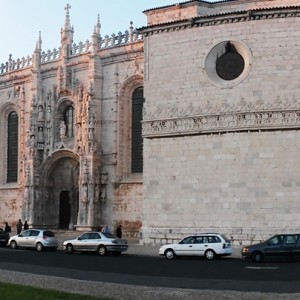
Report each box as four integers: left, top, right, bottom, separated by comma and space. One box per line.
205, 40, 252, 88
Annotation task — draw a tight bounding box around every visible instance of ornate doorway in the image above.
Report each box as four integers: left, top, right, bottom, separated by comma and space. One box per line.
38, 151, 80, 229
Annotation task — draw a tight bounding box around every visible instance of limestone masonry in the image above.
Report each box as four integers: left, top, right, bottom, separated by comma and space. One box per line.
1, 0, 300, 245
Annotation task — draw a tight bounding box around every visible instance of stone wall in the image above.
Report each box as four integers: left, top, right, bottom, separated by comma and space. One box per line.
142, 131, 300, 245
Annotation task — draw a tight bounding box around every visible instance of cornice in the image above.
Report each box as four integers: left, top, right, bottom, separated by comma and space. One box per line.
139, 6, 300, 36
142, 99, 300, 138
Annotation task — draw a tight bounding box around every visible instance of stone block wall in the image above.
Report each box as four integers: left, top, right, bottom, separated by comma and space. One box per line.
142, 131, 300, 245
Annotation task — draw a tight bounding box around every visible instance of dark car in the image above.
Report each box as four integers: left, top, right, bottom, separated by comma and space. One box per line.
0, 228, 9, 246
242, 234, 300, 262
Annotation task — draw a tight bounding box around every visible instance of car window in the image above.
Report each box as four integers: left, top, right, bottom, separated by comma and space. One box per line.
268, 235, 284, 245
194, 236, 203, 244
179, 236, 195, 244
209, 236, 222, 243
80, 233, 90, 240
21, 230, 31, 237
90, 233, 100, 239
43, 230, 55, 237
285, 235, 298, 245
30, 230, 40, 237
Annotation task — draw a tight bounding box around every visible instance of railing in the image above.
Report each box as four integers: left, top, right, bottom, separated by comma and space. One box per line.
0, 29, 143, 74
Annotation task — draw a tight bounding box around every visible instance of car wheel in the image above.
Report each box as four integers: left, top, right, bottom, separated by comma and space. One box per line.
252, 252, 263, 262
165, 249, 175, 260
36, 242, 43, 252
66, 244, 74, 254
98, 245, 107, 256
205, 249, 215, 260
10, 240, 17, 249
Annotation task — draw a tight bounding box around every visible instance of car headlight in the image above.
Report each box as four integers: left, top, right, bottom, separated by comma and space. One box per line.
242, 247, 249, 253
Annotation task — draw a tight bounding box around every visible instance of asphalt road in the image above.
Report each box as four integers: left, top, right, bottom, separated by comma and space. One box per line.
0, 247, 300, 295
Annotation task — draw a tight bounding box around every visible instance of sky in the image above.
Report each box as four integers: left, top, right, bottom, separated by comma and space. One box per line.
0, 0, 186, 64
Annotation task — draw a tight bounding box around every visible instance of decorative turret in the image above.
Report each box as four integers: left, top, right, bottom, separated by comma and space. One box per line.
91, 14, 101, 54
60, 4, 74, 58
32, 31, 42, 70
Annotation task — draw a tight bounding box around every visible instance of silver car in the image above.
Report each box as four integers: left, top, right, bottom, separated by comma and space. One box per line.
62, 231, 128, 256
9, 229, 58, 252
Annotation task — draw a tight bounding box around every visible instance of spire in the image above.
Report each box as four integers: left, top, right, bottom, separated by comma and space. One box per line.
91, 14, 101, 53
64, 4, 72, 31
61, 3, 74, 58
35, 31, 42, 51
94, 14, 101, 35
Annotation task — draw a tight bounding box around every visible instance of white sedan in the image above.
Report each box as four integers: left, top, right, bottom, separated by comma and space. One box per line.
62, 231, 128, 256
159, 233, 232, 260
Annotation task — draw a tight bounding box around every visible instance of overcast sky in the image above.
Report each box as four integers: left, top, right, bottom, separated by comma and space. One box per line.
0, 0, 187, 63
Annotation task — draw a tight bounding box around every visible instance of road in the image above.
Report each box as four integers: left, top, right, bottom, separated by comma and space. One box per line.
0, 247, 300, 295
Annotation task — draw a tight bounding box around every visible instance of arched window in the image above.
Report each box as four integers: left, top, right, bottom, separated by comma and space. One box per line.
131, 87, 144, 173
64, 106, 74, 138
7, 111, 18, 183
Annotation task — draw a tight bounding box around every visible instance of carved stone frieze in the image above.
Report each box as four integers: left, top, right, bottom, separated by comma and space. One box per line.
142, 99, 300, 138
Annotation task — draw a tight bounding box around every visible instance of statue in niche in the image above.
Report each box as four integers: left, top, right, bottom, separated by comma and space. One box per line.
94, 183, 100, 203
38, 105, 44, 122
37, 127, 44, 142
32, 95, 37, 107
60, 121, 66, 139
46, 106, 51, 126
82, 183, 88, 203
100, 171, 108, 200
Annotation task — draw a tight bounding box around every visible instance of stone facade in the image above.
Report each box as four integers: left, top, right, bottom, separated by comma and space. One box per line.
140, 0, 300, 245
1, 0, 300, 244
0, 6, 143, 236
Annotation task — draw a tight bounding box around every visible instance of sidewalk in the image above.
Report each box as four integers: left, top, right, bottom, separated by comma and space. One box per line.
56, 233, 242, 258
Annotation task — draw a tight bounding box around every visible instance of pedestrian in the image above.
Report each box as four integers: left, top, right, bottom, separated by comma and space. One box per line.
16, 219, 23, 234
102, 224, 110, 234
4, 222, 11, 233
24, 220, 29, 230
115, 224, 122, 238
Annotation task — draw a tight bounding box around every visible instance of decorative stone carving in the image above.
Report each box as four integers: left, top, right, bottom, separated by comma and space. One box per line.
142, 99, 300, 138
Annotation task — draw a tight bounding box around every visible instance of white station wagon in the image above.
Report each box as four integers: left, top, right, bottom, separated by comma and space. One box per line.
159, 233, 232, 260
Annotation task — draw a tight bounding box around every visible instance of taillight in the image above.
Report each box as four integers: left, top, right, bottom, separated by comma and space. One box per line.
42, 236, 47, 240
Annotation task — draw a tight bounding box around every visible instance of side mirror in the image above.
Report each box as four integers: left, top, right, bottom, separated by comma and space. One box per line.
77, 237, 81, 240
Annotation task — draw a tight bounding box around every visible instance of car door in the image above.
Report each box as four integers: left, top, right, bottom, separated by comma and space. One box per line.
263, 235, 285, 257
282, 235, 298, 257
175, 236, 196, 256
190, 236, 207, 256
74, 233, 90, 251
17, 230, 32, 247
88, 233, 102, 251
28, 230, 40, 248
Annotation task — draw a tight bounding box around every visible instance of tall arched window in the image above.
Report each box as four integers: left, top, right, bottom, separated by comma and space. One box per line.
7, 111, 18, 183
64, 106, 74, 138
131, 87, 144, 173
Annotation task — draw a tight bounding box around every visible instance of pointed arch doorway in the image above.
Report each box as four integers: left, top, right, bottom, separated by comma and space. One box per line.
40, 152, 80, 229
